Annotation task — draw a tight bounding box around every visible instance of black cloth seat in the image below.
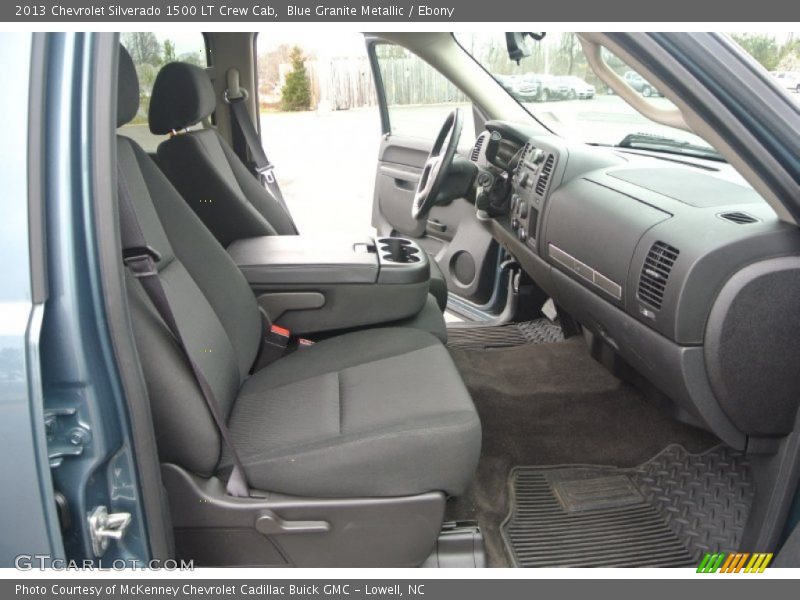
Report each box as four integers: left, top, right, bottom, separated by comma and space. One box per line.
117, 46, 479, 498
223, 328, 480, 497
148, 60, 449, 311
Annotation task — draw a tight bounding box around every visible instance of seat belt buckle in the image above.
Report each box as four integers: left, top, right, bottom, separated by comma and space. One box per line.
123, 245, 162, 278
264, 324, 291, 349
256, 163, 277, 184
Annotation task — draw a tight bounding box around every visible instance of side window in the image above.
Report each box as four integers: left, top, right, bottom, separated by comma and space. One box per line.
374, 44, 475, 142
118, 33, 209, 152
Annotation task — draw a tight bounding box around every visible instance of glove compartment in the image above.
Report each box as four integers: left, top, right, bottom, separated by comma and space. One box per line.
544, 178, 671, 308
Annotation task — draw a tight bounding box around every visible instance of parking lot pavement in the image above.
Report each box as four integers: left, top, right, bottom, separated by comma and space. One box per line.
260, 107, 382, 236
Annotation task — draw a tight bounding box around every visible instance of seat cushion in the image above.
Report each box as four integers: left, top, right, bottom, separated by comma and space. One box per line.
221, 328, 481, 498
391, 294, 448, 343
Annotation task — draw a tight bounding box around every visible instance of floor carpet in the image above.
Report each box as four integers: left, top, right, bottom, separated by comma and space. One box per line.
447, 337, 720, 567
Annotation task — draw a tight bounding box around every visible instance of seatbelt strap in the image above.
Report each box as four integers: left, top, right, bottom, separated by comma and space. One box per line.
116, 166, 250, 498
226, 69, 298, 234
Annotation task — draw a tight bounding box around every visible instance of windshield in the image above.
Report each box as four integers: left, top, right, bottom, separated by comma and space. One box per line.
455, 33, 733, 157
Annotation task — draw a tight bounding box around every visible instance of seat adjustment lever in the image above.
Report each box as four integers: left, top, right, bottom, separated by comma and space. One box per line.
255, 510, 331, 535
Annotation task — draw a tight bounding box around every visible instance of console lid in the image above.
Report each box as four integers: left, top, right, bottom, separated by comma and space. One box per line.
227, 235, 379, 285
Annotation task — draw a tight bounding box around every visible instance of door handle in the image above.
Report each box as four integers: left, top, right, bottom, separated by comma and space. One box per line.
427, 219, 447, 233
255, 510, 331, 535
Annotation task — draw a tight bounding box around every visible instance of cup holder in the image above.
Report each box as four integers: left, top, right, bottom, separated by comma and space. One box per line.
378, 237, 421, 263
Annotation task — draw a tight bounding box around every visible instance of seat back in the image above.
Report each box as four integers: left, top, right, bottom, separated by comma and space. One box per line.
117, 46, 262, 475
149, 61, 296, 247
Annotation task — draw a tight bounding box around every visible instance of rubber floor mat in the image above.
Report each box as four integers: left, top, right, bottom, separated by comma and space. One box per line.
501, 445, 753, 567
447, 319, 564, 350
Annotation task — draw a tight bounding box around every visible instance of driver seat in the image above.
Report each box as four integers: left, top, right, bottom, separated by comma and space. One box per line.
148, 61, 449, 311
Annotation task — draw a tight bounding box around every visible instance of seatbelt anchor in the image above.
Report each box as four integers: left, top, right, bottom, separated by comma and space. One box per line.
256, 163, 277, 184
123, 245, 162, 278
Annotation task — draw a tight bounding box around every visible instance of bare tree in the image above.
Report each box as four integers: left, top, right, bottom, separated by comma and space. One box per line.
122, 32, 162, 67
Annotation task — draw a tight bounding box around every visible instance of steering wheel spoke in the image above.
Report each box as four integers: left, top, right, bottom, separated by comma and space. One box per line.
411, 108, 464, 220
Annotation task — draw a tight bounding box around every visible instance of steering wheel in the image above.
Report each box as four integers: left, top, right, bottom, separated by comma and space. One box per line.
411, 108, 464, 220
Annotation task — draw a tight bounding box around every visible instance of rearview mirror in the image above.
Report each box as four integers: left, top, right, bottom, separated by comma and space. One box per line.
505, 32, 545, 64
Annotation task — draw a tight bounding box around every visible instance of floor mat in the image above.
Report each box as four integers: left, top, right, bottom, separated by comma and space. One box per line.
447, 318, 564, 350
501, 445, 753, 568
446, 339, 721, 567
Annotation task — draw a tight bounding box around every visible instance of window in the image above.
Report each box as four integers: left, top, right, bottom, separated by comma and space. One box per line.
255, 32, 381, 235
454, 32, 713, 153
118, 33, 209, 153
375, 44, 475, 142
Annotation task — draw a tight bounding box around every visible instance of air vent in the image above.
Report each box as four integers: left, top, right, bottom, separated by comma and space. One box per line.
471, 134, 487, 162
637, 242, 680, 311
535, 154, 555, 196
719, 211, 759, 224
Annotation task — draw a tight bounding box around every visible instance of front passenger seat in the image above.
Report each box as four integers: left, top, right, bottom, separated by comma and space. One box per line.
117, 45, 480, 530
148, 61, 450, 311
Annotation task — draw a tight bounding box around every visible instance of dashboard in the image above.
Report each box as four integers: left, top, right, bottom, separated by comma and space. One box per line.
472, 120, 800, 450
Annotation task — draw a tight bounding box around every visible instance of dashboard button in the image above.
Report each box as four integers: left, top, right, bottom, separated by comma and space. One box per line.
519, 201, 528, 218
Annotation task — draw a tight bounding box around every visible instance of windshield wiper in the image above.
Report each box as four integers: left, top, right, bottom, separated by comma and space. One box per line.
617, 132, 725, 161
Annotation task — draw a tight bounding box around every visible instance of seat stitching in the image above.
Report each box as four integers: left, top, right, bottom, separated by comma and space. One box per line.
227, 414, 478, 465
238, 339, 443, 397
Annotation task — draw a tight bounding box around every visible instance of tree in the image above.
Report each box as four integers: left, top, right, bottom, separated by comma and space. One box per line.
776, 34, 800, 70
121, 32, 162, 67
178, 51, 205, 67
552, 33, 586, 76
259, 45, 293, 87
731, 34, 782, 70
281, 46, 311, 111
163, 39, 177, 64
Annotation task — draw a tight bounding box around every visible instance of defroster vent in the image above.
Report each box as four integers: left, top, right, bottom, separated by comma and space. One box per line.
719, 211, 759, 224
637, 242, 679, 310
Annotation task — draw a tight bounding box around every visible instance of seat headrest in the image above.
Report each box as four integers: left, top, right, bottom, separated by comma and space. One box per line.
117, 45, 140, 127
149, 62, 216, 135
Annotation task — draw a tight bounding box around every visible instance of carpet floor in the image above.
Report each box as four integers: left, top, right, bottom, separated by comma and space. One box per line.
446, 337, 720, 567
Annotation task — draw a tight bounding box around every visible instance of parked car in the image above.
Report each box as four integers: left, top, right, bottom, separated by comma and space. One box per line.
623, 70, 662, 97
556, 75, 595, 99
495, 73, 541, 101
521, 74, 567, 101
770, 71, 800, 93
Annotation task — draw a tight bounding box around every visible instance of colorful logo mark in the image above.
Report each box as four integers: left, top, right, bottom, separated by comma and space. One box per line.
697, 552, 773, 573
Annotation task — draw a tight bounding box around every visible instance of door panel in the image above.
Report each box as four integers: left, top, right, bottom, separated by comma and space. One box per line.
368, 40, 500, 308
374, 136, 430, 238
373, 135, 498, 305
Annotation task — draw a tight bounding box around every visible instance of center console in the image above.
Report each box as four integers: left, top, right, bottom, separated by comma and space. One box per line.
227, 235, 431, 334
509, 143, 553, 250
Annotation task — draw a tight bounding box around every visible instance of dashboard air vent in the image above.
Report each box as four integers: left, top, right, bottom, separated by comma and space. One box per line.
535, 154, 555, 196
637, 241, 680, 311
471, 134, 487, 162
719, 211, 759, 224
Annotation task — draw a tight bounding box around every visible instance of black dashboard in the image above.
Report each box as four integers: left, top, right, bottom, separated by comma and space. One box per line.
473, 120, 800, 450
